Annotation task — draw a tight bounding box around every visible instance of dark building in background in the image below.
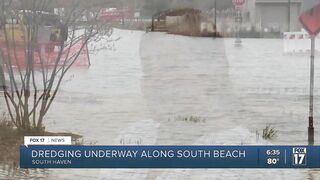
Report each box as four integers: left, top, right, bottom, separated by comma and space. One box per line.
254, 0, 303, 34
214, 0, 303, 37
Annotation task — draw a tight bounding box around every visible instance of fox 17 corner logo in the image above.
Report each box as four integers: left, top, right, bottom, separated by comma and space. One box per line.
292, 147, 307, 166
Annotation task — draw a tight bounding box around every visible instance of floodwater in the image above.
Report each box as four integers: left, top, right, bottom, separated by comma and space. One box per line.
1, 29, 320, 179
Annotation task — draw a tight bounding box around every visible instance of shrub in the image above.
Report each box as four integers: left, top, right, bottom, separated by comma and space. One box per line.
262, 125, 278, 140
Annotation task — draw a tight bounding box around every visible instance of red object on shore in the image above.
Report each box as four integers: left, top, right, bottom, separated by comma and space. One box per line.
300, 4, 320, 35
99, 7, 133, 22
0, 39, 90, 69
233, 0, 245, 7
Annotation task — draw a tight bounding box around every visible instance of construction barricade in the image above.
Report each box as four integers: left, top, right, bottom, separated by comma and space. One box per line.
0, 38, 90, 70
283, 31, 320, 54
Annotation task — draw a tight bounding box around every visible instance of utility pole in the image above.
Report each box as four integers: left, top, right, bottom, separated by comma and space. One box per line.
214, 0, 217, 37
288, 0, 291, 31
309, 35, 315, 145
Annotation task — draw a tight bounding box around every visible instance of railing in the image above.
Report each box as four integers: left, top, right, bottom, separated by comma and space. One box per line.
283, 31, 320, 53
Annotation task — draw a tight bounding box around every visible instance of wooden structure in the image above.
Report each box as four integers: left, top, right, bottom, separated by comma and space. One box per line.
150, 8, 201, 32
150, 8, 217, 37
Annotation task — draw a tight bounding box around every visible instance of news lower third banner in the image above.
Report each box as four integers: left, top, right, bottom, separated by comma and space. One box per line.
20, 145, 320, 168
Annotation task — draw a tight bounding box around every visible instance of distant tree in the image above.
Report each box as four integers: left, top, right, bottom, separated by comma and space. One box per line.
139, 0, 233, 16
141, 0, 174, 17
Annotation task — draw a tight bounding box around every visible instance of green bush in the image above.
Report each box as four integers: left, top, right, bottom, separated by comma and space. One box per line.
262, 125, 278, 140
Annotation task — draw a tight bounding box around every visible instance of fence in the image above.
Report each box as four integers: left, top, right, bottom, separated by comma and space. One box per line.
283, 32, 320, 53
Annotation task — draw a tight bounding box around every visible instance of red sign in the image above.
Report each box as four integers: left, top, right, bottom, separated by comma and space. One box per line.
233, 0, 245, 6
300, 4, 320, 35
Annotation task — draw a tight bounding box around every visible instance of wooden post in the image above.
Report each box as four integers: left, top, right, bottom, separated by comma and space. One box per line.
0, 54, 4, 90
151, 15, 154, 32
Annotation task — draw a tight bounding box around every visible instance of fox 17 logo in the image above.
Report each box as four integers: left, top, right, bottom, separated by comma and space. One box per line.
292, 147, 307, 166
